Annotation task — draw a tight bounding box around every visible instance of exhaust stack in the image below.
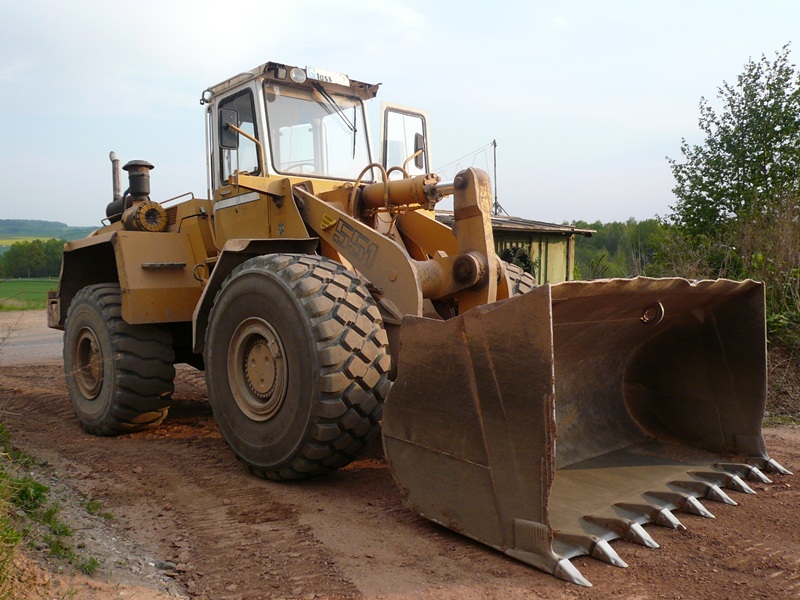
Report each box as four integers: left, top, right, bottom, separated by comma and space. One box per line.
106, 151, 125, 222
110, 151, 122, 205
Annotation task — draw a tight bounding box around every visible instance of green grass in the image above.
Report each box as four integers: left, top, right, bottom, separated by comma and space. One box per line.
0, 441, 42, 597
0, 278, 56, 311
764, 413, 800, 427
39, 504, 72, 538
0, 427, 34, 469
74, 555, 101, 575
0, 425, 102, 592
83, 499, 113, 521
3, 475, 48, 513
0, 509, 21, 598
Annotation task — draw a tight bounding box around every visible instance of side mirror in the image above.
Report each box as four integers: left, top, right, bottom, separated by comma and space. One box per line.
414, 133, 425, 170
219, 108, 240, 150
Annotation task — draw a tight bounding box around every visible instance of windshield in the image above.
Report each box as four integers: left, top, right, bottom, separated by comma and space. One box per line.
264, 82, 372, 181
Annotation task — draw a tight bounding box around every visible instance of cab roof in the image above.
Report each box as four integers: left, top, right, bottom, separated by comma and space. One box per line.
201, 61, 381, 104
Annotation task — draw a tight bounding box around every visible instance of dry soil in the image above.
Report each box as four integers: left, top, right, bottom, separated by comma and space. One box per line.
0, 310, 798, 599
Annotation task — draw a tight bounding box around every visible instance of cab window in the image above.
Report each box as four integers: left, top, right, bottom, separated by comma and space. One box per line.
264, 83, 371, 180
219, 90, 259, 182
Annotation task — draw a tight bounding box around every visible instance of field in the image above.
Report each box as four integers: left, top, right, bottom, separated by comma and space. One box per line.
0, 238, 41, 256
0, 223, 96, 255
0, 237, 43, 246
0, 278, 56, 310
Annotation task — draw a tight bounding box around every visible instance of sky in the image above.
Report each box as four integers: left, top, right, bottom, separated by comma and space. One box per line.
1, 0, 798, 227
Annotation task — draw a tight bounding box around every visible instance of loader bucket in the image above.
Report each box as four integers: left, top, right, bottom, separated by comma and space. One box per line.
382, 277, 791, 586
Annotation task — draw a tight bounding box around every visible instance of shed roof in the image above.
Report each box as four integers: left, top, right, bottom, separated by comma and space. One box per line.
435, 211, 594, 238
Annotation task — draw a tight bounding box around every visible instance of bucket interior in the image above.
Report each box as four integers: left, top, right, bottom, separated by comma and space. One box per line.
548, 278, 767, 534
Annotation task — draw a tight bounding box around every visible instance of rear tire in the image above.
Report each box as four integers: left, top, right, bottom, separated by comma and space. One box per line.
204, 254, 390, 480
504, 261, 536, 295
64, 284, 175, 435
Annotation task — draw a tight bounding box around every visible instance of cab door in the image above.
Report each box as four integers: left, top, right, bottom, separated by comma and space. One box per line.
380, 104, 432, 175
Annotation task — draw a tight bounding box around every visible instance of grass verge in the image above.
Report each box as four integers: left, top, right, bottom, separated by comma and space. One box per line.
0, 423, 102, 597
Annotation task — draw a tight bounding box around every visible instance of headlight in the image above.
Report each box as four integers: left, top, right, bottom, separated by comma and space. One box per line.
289, 68, 307, 84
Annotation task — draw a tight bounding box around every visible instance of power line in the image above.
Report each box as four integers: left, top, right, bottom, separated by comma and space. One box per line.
434, 139, 508, 216
433, 141, 496, 174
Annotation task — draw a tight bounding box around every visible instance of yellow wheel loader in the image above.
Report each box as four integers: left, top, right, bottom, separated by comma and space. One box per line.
48, 61, 791, 586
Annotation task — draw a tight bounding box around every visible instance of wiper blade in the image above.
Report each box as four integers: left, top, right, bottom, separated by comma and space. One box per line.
312, 82, 356, 133
312, 82, 358, 158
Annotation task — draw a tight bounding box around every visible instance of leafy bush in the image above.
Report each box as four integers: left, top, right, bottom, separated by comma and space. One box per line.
500, 246, 537, 275
737, 207, 800, 350
667, 45, 800, 237
661, 43, 800, 353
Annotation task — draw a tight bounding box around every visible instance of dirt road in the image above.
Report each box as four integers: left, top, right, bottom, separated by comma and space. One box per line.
1, 311, 799, 599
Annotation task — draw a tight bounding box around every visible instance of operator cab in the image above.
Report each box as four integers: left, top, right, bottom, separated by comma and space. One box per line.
201, 62, 431, 193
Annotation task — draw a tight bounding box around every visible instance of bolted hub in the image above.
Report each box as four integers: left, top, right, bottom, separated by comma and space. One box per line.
453, 173, 468, 190
244, 337, 279, 399
228, 318, 288, 422
452, 253, 483, 285
74, 327, 103, 399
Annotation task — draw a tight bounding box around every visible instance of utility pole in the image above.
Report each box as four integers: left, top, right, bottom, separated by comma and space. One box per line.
491, 140, 507, 216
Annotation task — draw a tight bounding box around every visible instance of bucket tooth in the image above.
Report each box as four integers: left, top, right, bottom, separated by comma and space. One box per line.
626, 522, 660, 549
748, 457, 793, 476
656, 508, 686, 531
553, 558, 592, 587
615, 502, 686, 531
585, 516, 659, 548
715, 462, 772, 484
592, 538, 629, 568
683, 495, 716, 519
727, 474, 756, 494
690, 471, 757, 495
669, 480, 738, 505
645, 491, 716, 519
553, 532, 628, 568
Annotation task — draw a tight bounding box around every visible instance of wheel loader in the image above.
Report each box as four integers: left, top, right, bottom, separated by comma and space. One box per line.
47, 61, 791, 586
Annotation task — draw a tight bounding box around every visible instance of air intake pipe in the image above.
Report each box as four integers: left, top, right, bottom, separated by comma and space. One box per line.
120, 160, 167, 232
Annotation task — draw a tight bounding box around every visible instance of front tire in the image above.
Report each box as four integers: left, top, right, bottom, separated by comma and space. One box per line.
63, 284, 175, 435
204, 254, 390, 480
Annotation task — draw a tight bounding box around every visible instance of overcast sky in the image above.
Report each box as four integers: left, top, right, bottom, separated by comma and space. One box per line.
1, 1, 798, 227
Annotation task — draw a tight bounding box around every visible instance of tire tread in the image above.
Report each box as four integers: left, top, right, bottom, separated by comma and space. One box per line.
211, 254, 389, 480
505, 262, 536, 296
64, 284, 175, 436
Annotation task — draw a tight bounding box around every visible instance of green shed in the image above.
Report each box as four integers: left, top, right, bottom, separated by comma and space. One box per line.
436, 212, 594, 285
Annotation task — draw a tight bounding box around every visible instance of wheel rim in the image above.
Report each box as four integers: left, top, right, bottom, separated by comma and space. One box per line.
74, 326, 103, 399
228, 317, 288, 422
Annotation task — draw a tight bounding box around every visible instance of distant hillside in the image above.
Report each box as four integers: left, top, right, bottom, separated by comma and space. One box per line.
0, 220, 95, 242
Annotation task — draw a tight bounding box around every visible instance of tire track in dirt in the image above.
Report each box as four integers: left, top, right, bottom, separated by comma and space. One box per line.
1, 362, 799, 599
2, 365, 359, 599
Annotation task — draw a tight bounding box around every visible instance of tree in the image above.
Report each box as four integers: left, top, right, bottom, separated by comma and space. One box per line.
0, 239, 65, 278
572, 219, 667, 279
43, 238, 65, 277
667, 44, 800, 236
